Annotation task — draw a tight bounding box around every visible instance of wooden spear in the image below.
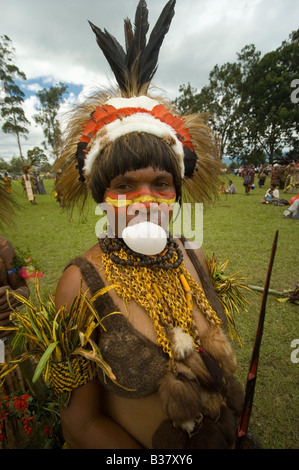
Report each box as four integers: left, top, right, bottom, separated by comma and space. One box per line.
235, 230, 278, 448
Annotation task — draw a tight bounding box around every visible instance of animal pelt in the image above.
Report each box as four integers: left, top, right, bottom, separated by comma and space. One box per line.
183, 349, 215, 387
158, 362, 204, 425
200, 326, 237, 376
152, 409, 237, 449
152, 419, 187, 449
215, 405, 237, 448
199, 391, 225, 421
224, 375, 244, 418
185, 415, 230, 449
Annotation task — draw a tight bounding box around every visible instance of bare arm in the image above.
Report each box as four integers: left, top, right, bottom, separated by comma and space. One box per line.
55, 264, 143, 449
59, 379, 142, 449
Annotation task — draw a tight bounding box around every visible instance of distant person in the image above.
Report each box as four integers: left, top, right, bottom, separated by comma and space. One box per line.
219, 181, 226, 193
270, 164, 281, 187
3, 172, 12, 194
37, 172, 46, 194
21, 166, 36, 204
226, 180, 236, 194
261, 184, 279, 204
54, 169, 63, 207
288, 164, 299, 193
243, 165, 255, 194
283, 198, 299, 219
257, 165, 267, 188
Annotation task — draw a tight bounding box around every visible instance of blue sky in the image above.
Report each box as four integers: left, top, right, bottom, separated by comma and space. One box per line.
19, 79, 83, 101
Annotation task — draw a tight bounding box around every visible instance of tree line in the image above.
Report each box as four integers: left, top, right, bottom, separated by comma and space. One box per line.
0, 35, 67, 172
1, 29, 298, 172
174, 29, 299, 166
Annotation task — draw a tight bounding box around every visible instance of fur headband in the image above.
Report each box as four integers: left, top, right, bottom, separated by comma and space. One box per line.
77, 96, 196, 180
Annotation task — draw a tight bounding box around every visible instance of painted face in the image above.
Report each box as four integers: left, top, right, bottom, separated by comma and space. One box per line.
103, 166, 176, 236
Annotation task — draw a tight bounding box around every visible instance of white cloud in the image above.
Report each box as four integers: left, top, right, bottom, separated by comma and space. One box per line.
22, 83, 43, 93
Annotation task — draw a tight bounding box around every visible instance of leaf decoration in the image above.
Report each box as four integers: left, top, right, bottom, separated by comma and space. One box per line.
0, 278, 125, 400
206, 254, 252, 347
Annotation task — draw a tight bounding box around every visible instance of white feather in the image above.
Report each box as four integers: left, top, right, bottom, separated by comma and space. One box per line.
180, 420, 196, 434
84, 113, 185, 177
171, 326, 194, 360
106, 96, 160, 110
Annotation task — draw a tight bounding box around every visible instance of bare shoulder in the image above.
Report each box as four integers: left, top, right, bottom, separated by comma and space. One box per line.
55, 264, 84, 310
55, 244, 100, 310
177, 238, 210, 276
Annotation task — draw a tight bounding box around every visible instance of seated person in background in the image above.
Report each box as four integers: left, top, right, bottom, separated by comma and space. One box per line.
261, 184, 279, 204
219, 181, 226, 193
226, 180, 236, 194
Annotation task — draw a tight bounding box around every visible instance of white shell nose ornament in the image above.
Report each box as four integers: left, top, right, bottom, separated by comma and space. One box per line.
122, 221, 167, 255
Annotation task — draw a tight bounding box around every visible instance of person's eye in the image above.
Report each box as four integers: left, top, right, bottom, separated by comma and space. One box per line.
153, 181, 170, 190
114, 183, 134, 193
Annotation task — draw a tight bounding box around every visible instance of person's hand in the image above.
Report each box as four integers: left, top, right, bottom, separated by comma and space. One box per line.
0, 309, 14, 338
0, 285, 21, 312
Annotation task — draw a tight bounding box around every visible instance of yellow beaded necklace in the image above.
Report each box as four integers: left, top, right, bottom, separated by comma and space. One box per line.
101, 245, 222, 359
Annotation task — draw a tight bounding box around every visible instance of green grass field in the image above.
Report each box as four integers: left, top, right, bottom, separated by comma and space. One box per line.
1, 175, 299, 449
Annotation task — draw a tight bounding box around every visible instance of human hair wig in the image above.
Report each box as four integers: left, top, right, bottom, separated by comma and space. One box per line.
88, 132, 182, 204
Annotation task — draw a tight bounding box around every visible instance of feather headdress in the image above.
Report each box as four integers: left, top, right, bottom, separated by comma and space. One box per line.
54, 0, 221, 209
89, 0, 175, 97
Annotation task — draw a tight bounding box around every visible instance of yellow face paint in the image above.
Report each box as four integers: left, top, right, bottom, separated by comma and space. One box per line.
105, 189, 176, 208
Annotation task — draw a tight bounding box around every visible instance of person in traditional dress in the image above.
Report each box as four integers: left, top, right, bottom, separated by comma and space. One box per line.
21, 166, 36, 204
53, 0, 246, 449
37, 173, 46, 194
3, 173, 12, 194
243, 165, 255, 194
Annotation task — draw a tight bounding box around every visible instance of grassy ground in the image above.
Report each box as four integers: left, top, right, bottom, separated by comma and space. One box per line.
1, 175, 298, 449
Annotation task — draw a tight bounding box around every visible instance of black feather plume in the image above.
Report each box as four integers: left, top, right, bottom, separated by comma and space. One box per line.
88, 21, 129, 92
88, 0, 175, 95
131, 0, 149, 61
139, 0, 175, 88
124, 19, 134, 53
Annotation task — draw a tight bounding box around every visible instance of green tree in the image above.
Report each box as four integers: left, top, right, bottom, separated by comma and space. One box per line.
33, 83, 68, 159
197, 60, 243, 159
175, 33, 299, 166
0, 157, 10, 172
0, 35, 29, 161
26, 146, 49, 167
173, 82, 201, 115
174, 45, 260, 161
0, 156, 23, 175
8, 156, 23, 175
227, 32, 299, 165
234, 32, 299, 164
